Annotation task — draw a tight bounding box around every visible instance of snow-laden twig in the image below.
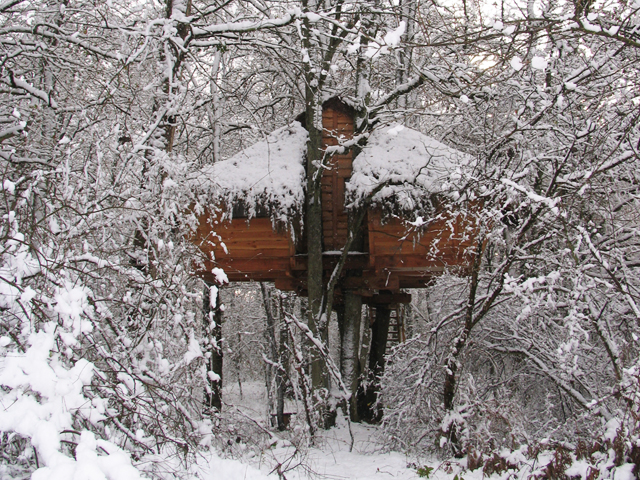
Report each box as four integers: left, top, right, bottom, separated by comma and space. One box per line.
284, 312, 355, 451
488, 343, 612, 421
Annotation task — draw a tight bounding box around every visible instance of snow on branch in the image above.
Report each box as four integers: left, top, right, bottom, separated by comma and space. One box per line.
0, 0, 24, 12
3, 73, 58, 108
557, 151, 637, 185
371, 74, 424, 111
192, 9, 301, 36
371, 66, 461, 113
0, 122, 26, 143
0, 26, 122, 61
501, 178, 560, 214
285, 312, 350, 400
489, 343, 611, 420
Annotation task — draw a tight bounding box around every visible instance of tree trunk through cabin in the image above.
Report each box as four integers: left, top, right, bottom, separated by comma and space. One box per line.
360, 305, 391, 423
203, 284, 224, 413
304, 79, 332, 427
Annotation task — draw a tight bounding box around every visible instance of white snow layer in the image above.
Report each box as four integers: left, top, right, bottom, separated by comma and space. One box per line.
195, 121, 470, 218
196, 122, 308, 222
531, 56, 548, 70
0, 324, 144, 480
511, 56, 523, 71
347, 124, 471, 210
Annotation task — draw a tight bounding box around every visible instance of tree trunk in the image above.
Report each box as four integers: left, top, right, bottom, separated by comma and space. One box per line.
397, 0, 417, 126
203, 284, 223, 413
276, 293, 293, 430
303, 66, 332, 429
341, 291, 362, 421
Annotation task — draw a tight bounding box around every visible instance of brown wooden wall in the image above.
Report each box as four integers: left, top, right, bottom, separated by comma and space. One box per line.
193, 213, 293, 283
368, 208, 477, 281
321, 100, 353, 251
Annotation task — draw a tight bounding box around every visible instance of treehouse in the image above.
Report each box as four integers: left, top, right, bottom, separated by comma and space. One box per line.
192, 98, 477, 305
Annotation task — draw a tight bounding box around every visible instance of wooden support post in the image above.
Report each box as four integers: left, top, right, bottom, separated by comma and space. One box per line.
360, 304, 391, 423
370, 305, 391, 383
203, 283, 224, 413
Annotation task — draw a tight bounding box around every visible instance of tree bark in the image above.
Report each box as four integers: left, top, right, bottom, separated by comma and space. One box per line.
303, 61, 331, 418
276, 293, 293, 430
342, 291, 362, 421
203, 284, 223, 413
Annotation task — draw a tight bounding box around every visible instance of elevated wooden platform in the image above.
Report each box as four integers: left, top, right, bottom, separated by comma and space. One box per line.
193, 98, 478, 304
193, 205, 477, 304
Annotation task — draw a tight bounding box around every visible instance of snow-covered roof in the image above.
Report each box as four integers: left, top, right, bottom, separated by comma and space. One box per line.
195, 120, 470, 221
196, 122, 308, 223
346, 124, 472, 211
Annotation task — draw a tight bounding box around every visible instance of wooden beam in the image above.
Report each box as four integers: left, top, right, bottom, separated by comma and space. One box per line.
274, 277, 306, 292
290, 253, 369, 271
342, 274, 399, 291
364, 292, 412, 305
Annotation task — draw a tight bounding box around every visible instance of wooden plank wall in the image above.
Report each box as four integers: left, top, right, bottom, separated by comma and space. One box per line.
193, 214, 292, 283
368, 208, 477, 273
192, 98, 481, 294
321, 103, 353, 251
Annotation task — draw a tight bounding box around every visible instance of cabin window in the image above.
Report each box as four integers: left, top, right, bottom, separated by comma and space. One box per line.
232, 202, 269, 219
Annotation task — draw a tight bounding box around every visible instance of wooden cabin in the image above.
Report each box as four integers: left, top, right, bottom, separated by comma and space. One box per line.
193, 98, 478, 304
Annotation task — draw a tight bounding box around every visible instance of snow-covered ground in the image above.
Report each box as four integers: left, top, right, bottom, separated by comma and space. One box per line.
193, 382, 636, 480
198, 421, 426, 480
195, 382, 442, 480
197, 422, 636, 480
260, 423, 426, 480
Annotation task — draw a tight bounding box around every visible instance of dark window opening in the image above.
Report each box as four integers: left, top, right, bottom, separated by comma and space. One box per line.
232, 202, 269, 219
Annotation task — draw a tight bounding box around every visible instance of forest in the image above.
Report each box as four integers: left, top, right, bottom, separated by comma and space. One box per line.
0, 0, 639, 477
